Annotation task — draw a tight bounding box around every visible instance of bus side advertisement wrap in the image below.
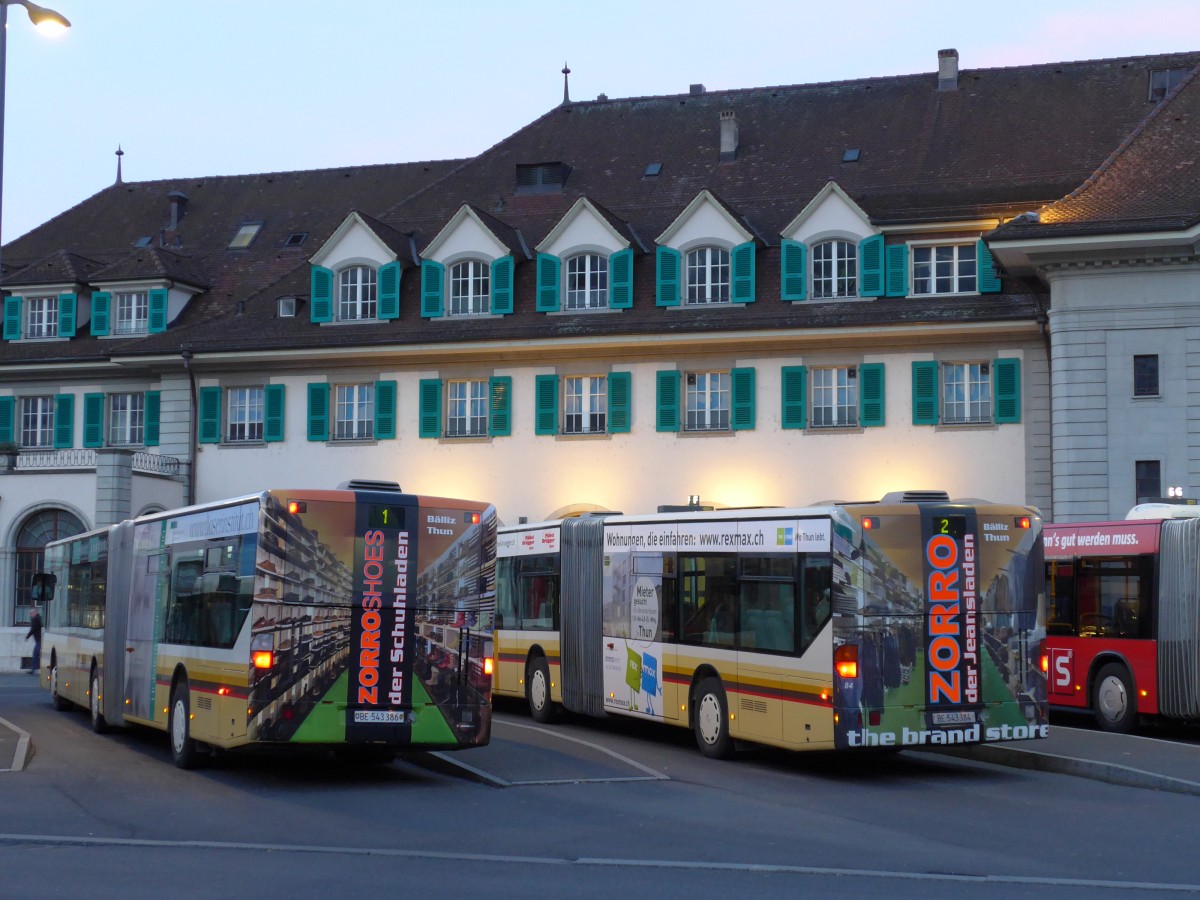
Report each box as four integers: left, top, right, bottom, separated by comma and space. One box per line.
347, 503, 413, 741
920, 511, 979, 710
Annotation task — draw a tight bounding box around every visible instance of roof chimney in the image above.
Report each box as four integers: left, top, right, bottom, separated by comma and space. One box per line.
167, 190, 189, 230
720, 110, 739, 162
689, 83, 706, 95
938, 49, 959, 92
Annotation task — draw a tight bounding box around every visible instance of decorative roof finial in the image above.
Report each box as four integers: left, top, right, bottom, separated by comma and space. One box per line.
561, 62, 571, 105
115, 145, 124, 184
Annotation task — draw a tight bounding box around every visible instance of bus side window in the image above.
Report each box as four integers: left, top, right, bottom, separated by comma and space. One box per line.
1046, 562, 1076, 636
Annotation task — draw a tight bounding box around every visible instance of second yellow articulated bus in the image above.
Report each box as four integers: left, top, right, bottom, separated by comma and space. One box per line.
494, 491, 1048, 757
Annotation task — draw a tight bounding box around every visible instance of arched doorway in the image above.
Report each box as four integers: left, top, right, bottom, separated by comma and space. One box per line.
12, 508, 84, 627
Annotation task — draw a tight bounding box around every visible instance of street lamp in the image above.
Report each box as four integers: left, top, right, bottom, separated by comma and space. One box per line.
0, 1, 70, 279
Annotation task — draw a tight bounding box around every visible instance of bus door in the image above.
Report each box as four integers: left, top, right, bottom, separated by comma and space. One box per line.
1046, 559, 1079, 700
125, 519, 169, 721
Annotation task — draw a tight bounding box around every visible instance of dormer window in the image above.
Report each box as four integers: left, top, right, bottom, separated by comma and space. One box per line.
26, 296, 59, 338
516, 162, 569, 194
1149, 67, 1189, 102
812, 240, 858, 299
565, 253, 608, 310
449, 259, 490, 316
115, 291, 149, 334
278, 297, 297, 318
338, 265, 377, 320
685, 247, 731, 304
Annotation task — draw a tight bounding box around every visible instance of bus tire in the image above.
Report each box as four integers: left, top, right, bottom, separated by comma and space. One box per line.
50, 658, 70, 711
693, 677, 734, 759
89, 668, 108, 733
1093, 662, 1137, 733
169, 680, 199, 769
527, 657, 557, 724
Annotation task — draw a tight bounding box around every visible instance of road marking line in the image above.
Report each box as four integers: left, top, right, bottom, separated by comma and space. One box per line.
0, 717, 31, 774
494, 718, 669, 780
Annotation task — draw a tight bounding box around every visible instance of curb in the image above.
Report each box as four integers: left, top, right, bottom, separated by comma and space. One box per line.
0, 717, 31, 774
930, 744, 1200, 797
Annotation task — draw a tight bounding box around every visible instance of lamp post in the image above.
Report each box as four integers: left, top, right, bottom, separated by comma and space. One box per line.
0, 0, 70, 280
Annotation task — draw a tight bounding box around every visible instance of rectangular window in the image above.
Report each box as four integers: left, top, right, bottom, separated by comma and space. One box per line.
448, 379, 488, 437
114, 291, 149, 335
1133, 354, 1159, 397
811, 366, 858, 428
338, 266, 377, 321
1135, 460, 1161, 504
1074, 556, 1154, 639
564, 375, 607, 434
333, 384, 374, 441
912, 244, 977, 295
227, 387, 264, 443
685, 372, 730, 431
20, 396, 54, 448
565, 254, 608, 309
109, 393, 145, 445
26, 296, 59, 338
942, 362, 991, 424
680, 555, 739, 647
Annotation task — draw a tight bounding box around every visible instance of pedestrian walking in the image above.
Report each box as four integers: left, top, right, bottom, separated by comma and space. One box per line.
25, 606, 42, 675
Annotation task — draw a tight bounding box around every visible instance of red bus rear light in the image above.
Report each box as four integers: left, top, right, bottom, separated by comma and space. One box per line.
483, 657, 494, 677
834, 644, 858, 679
1041, 654, 1049, 674
288, 500, 307, 515
466, 512, 481, 524
1016, 516, 1032, 529
253, 651, 273, 669
861, 516, 879, 531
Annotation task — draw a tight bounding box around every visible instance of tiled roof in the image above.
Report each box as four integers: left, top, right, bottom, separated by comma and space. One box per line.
90, 245, 211, 290
5, 249, 107, 287
1, 51, 1196, 365
992, 63, 1200, 240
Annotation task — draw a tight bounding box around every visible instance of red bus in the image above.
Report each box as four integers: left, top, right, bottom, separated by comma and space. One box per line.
1044, 515, 1200, 732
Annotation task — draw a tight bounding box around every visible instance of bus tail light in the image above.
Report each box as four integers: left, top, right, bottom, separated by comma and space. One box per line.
1015, 516, 1032, 529
483, 657, 494, 677
1041, 653, 1048, 674
834, 644, 858, 679
861, 516, 879, 531
253, 651, 273, 669
251, 633, 274, 669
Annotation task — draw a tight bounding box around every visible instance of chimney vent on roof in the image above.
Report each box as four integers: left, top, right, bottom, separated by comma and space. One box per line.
719, 110, 739, 162
937, 48, 959, 92
690, 83, 705, 95
168, 190, 189, 230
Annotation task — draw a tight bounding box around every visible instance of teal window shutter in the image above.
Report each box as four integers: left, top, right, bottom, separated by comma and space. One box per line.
58, 294, 77, 337
978, 240, 1002, 293
489, 376, 512, 436
54, 394, 74, 448
83, 393, 105, 447
421, 260, 444, 318
264, 384, 286, 442
656, 370, 680, 431
419, 379, 442, 438
378, 261, 402, 320
860, 235, 884, 297
859, 363, 886, 427
144, 391, 161, 446
0, 396, 14, 444
310, 266, 334, 322
608, 371, 631, 433
90, 292, 111, 336
609, 249, 633, 309
781, 366, 807, 429
535, 374, 559, 435
885, 245, 909, 297
731, 242, 756, 304
912, 361, 940, 425
656, 247, 681, 307
781, 240, 807, 301
306, 383, 329, 441
536, 253, 561, 312
198, 386, 222, 443
374, 380, 397, 439
3, 296, 21, 340
993, 358, 1021, 423
731, 367, 756, 430
148, 288, 168, 333
491, 256, 514, 315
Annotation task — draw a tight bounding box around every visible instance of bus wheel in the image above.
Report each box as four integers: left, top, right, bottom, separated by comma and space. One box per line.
1093, 663, 1137, 733
527, 657, 556, 724
89, 669, 108, 733
50, 660, 70, 711
169, 680, 199, 769
693, 677, 734, 759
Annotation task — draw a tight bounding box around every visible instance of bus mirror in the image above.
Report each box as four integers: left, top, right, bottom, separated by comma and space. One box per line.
32, 572, 57, 604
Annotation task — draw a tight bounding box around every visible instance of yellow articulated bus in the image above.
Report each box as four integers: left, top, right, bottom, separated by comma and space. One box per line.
494, 492, 1048, 757
38, 481, 497, 768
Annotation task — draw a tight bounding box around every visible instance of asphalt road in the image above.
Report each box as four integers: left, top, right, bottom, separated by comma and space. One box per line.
2, 680, 1199, 899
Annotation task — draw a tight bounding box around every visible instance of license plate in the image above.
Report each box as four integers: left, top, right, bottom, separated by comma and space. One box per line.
931, 710, 976, 725
353, 710, 406, 724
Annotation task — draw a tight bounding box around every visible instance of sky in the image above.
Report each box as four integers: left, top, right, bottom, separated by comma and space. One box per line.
1, 0, 1198, 243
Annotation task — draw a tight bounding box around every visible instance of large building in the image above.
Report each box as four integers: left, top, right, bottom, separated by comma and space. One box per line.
2, 50, 1197, 667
